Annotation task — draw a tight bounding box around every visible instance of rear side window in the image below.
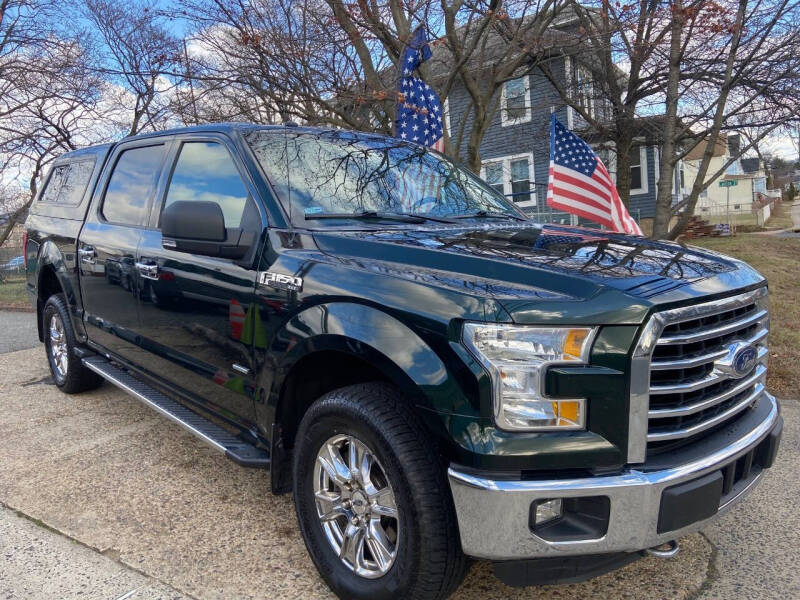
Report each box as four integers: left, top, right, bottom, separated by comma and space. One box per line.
102, 144, 166, 226
39, 160, 95, 205
162, 141, 251, 228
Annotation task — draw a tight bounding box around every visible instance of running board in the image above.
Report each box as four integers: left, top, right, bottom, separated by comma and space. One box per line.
82, 356, 270, 468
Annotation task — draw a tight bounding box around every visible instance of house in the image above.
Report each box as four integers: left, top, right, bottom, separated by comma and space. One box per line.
441, 18, 676, 233
683, 134, 772, 226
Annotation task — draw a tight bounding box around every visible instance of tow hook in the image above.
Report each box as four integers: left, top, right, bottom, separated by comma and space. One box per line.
643, 539, 680, 558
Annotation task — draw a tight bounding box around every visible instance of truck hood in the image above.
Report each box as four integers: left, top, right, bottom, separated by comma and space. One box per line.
312, 223, 765, 325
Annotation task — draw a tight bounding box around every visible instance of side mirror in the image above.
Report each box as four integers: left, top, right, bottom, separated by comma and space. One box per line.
161, 201, 253, 259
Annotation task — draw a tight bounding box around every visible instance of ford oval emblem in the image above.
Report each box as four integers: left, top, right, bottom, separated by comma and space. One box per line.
732, 345, 758, 377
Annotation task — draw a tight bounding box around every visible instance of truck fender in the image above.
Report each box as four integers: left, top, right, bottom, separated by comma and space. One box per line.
261, 302, 470, 492
36, 240, 87, 342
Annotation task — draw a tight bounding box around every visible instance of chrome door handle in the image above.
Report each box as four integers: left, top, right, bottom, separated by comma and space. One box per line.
135, 261, 159, 280
78, 247, 96, 264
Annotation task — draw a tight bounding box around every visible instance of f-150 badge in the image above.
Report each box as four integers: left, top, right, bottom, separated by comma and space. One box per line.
259, 271, 303, 292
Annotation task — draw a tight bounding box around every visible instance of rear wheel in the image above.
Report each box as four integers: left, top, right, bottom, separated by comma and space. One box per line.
43, 294, 103, 393
292, 383, 467, 600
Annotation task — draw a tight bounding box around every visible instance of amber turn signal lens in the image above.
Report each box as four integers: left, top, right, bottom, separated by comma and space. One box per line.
564, 329, 590, 360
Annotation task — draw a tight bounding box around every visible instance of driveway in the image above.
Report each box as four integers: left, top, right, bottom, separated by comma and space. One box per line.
0, 310, 37, 353
0, 346, 797, 599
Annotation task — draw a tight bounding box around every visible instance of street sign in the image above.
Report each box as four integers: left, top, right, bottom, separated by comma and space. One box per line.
719, 180, 738, 187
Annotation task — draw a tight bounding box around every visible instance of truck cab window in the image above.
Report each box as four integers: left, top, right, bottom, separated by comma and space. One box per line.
102, 144, 166, 226
162, 141, 251, 229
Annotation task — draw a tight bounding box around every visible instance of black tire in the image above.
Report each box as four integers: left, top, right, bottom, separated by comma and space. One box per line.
42, 294, 103, 394
292, 383, 467, 600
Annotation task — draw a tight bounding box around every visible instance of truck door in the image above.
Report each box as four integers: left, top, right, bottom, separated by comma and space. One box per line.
78, 140, 170, 362
133, 137, 263, 426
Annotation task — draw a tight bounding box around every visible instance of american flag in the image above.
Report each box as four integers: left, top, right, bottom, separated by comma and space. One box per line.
395, 26, 444, 152
546, 115, 643, 235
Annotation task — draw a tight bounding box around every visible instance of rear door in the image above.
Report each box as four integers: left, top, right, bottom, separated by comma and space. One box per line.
133, 135, 265, 425
79, 139, 171, 362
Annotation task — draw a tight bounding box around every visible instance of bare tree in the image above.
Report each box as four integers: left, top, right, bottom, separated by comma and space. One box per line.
175, 0, 567, 172
538, 0, 800, 238
0, 35, 106, 246
652, 0, 800, 238
85, 0, 183, 136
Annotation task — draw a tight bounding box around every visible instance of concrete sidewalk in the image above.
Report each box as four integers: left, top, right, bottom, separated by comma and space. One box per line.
0, 506, 186, 600
0, 346, 797, 599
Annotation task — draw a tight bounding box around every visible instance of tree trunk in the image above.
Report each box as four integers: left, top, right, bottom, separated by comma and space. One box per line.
652, 0, 684, 239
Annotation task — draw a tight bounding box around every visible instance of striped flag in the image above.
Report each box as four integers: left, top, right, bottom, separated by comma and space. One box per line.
546, 115, 643, 235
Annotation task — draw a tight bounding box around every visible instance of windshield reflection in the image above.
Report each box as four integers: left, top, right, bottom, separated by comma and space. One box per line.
246, 129, 525, 226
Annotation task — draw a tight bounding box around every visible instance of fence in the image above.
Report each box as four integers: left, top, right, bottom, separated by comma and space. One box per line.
0, 245, 24, 279
695, 197, 776, 228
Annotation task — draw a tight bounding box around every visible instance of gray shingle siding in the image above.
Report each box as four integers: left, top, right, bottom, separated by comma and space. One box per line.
447, 55, 658, 221
628, 145, 658, 220
447, 58, 571, 209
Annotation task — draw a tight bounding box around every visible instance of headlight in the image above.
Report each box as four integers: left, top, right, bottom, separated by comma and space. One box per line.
462, 323, 597, 431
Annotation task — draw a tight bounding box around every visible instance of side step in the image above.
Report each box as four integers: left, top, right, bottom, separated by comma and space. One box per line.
82, 356, 270, 468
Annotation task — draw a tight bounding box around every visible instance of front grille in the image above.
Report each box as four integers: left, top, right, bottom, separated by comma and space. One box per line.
645, 289, 769, 454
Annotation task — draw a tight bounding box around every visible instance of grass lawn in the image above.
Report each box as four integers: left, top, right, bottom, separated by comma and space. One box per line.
0, 277, 30, 309
692, 234, 800, 398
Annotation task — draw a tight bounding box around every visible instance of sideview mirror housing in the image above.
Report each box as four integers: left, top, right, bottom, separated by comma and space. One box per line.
161, 201, 253, 259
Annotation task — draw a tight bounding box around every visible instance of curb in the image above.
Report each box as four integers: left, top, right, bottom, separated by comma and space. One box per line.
0, 304, 34, 312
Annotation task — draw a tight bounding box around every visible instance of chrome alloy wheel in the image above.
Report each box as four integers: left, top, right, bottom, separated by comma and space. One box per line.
49, 313, 69, 380
313, 434, 399, 578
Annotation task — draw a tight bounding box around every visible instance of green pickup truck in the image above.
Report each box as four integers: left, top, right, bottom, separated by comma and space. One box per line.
24, 124, 781, 599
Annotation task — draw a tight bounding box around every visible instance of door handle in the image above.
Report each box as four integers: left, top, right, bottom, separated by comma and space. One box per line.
135, 261, 159, 280
78, 247, 96, 264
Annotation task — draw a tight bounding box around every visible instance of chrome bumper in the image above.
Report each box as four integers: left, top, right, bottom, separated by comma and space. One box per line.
448, 392, 780, 560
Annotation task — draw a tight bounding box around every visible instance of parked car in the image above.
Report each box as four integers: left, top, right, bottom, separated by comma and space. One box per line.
1, 255, 24, 272
24, 125, 781, 600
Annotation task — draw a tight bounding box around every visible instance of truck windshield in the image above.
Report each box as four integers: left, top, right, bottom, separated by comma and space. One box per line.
246, 129, 526, 226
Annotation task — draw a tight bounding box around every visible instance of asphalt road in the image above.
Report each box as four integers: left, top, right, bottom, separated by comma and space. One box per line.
0, 310, 38, 353
0, 345, 797, 599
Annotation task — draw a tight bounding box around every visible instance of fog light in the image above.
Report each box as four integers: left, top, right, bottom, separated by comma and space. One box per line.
534, 498, 563, 525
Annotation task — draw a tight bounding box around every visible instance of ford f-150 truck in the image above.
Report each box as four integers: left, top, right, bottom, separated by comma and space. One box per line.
24, 123, 782, 600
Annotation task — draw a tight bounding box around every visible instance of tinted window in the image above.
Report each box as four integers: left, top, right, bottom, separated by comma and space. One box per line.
103, 145, 166, 226
39, 160, 95, 205
163, 142, 250, 228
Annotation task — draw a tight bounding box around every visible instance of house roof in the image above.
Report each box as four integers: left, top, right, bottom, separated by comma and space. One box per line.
684, 134, 727, 161
578, 115, 679, 145
336, 7, 591, 103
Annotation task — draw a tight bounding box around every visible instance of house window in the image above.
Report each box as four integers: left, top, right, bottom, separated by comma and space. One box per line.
482, 153, 536, 209
484, 162, 504, 195
575, 64, 594, 118
734, 204, 741, 210
510, 158, 532, 204
630, 146, 648, 195
501, 77, 530, 126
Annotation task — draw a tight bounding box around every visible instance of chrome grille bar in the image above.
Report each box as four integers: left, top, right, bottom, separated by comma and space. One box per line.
656, 308, 767, 345
649, 364, 766, 418
650, 346, 768, 395
627, 287, 769, 462
647, 383, 765, 442
650, 327, 768, 371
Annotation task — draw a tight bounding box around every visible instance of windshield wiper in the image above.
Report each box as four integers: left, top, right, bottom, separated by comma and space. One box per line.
451, 210, 526, 222
304, 210, 456, 224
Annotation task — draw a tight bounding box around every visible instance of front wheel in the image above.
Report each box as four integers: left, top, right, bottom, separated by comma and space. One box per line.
293, 383, 467, 600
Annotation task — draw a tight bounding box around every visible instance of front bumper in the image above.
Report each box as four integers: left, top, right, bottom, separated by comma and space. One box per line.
448, 392, 781, 560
